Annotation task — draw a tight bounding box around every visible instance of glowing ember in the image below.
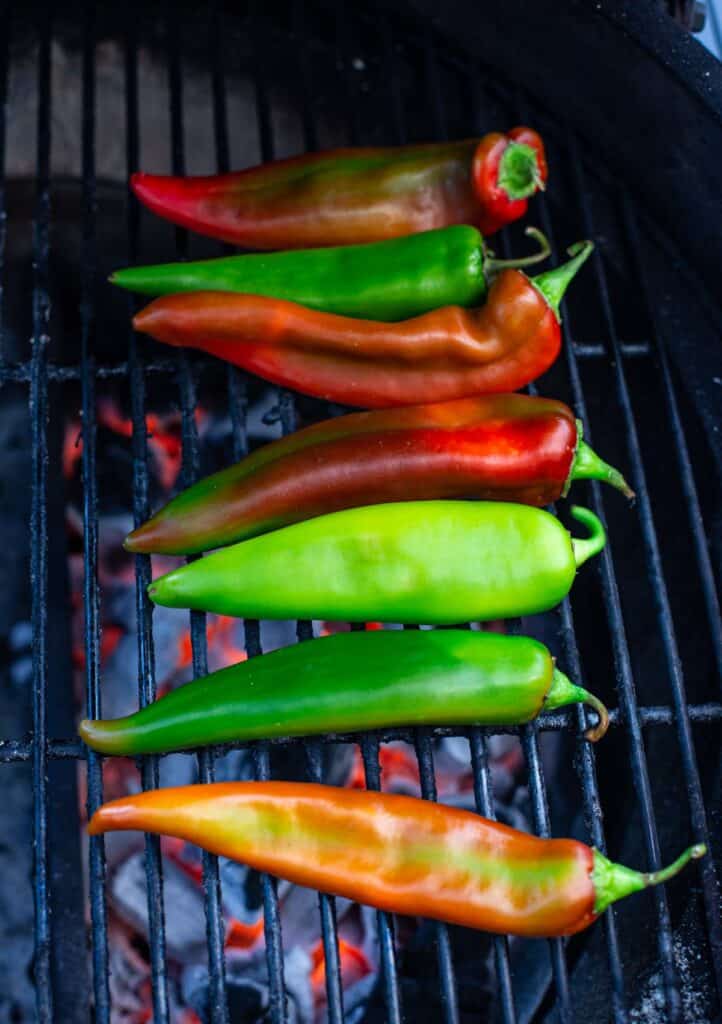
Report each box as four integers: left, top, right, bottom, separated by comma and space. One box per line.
310, 937, 373, 1003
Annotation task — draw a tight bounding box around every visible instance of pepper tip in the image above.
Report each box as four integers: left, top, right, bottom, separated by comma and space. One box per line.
123, 531, 140, 553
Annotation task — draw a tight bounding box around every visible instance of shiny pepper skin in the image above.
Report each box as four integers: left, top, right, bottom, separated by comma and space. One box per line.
146, 500, 607, 624
132, 243, 592, 409
112, 226, 492, 321
130, 128, 547, 249
125, 394, 631, 557
88, 783, 705, 938
78, 630, 609, 754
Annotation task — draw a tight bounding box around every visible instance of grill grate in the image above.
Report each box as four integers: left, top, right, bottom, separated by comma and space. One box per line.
0, 2, 720, 1023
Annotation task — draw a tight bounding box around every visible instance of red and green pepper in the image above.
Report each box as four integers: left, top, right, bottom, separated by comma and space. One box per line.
132, 242, 592, 408
88, 782, 705, 938
126, 393, 631, 557
146, 500, 606, 624
130, 128, 547, 250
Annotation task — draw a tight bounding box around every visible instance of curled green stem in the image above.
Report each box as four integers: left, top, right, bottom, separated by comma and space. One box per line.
593, 844, 707, 915
570, 506, 607, 567
485, 227, 551, 273
543, 667, 609, 742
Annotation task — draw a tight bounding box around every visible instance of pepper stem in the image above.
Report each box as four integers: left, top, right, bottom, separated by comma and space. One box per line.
485, 227, 551, 273
568, 423, 635, 498
543, 668, 609, 742
569, 505, 606, 567
497, 141, 544, 200
592, 844, 707, 916
531, 240, 594, 321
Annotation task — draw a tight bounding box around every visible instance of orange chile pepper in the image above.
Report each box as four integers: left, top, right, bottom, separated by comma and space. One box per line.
130, 128, 547, 249
88, 782, 705, 938
132, 243, 591, 409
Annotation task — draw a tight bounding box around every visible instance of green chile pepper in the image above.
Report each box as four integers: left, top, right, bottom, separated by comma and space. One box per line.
78, 629, 609, 755
148, 500, 606, 624
110, 225, 550, 322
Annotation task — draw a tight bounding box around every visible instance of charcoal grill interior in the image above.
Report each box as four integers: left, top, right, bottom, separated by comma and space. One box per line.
1, 1, 721, 1022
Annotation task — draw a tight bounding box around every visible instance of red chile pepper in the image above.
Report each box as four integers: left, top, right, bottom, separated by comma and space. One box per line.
132, 243, 591, 409
130, 128, 547, 249
125, 394, 632, 556
88, 782, 705, 938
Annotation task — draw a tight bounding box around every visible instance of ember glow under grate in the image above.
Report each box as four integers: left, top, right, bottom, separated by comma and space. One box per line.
1, 2, 721, 1023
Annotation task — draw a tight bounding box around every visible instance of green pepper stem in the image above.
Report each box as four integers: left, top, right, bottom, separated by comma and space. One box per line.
497, 141, 544, 200
485, 227, 551, 273
531, 240, 594, 321
570, 505, 606, 567
543, 668, 609, 742
592, 844, 707, 916
570, 435, 635, 499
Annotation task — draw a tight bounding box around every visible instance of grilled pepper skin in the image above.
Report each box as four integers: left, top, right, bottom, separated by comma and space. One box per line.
125, 394, 631, 556
88, 782, 705, 938
147, 500, 606, 624
130, 128, 547, 249
78, 630, 609, 754
132, 244, 591, 409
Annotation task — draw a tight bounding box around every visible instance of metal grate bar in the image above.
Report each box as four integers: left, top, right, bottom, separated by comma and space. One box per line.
561, 599, 629, 1023
79, 3, 111, 1020
270, 27, 345, 960
278, 33, 348, 1009
336, 7, 361, 146
405, 37, 466, 1023
381, 15, 406, 146
0, 0, 8, 361
245, 12, 291, 1017
291, 1, 319, 153
124, 4, 170, 1017
361, 734, 404, 1024
568, 136, 722, 1001
2, 702, 721, 764
30, 10, 53, 1020
468, 730, 517, 1024
507, 84, 692, 1014
519, 134, 630, 1018
305, 740, 346, 1022
539, 147, 684, 1019
488, 82, 578, 1024
164, 11, 230, 1021
415, 729, 460, 1024
254, 743, 289, 1023
522, 725, 573, 1024
422, 26, 447, 142
620, 196, 722, 685
0, 335, 655, 385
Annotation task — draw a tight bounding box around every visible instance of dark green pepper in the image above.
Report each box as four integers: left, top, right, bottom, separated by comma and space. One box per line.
78, 629, 609, 755
111, 225, 550, 322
